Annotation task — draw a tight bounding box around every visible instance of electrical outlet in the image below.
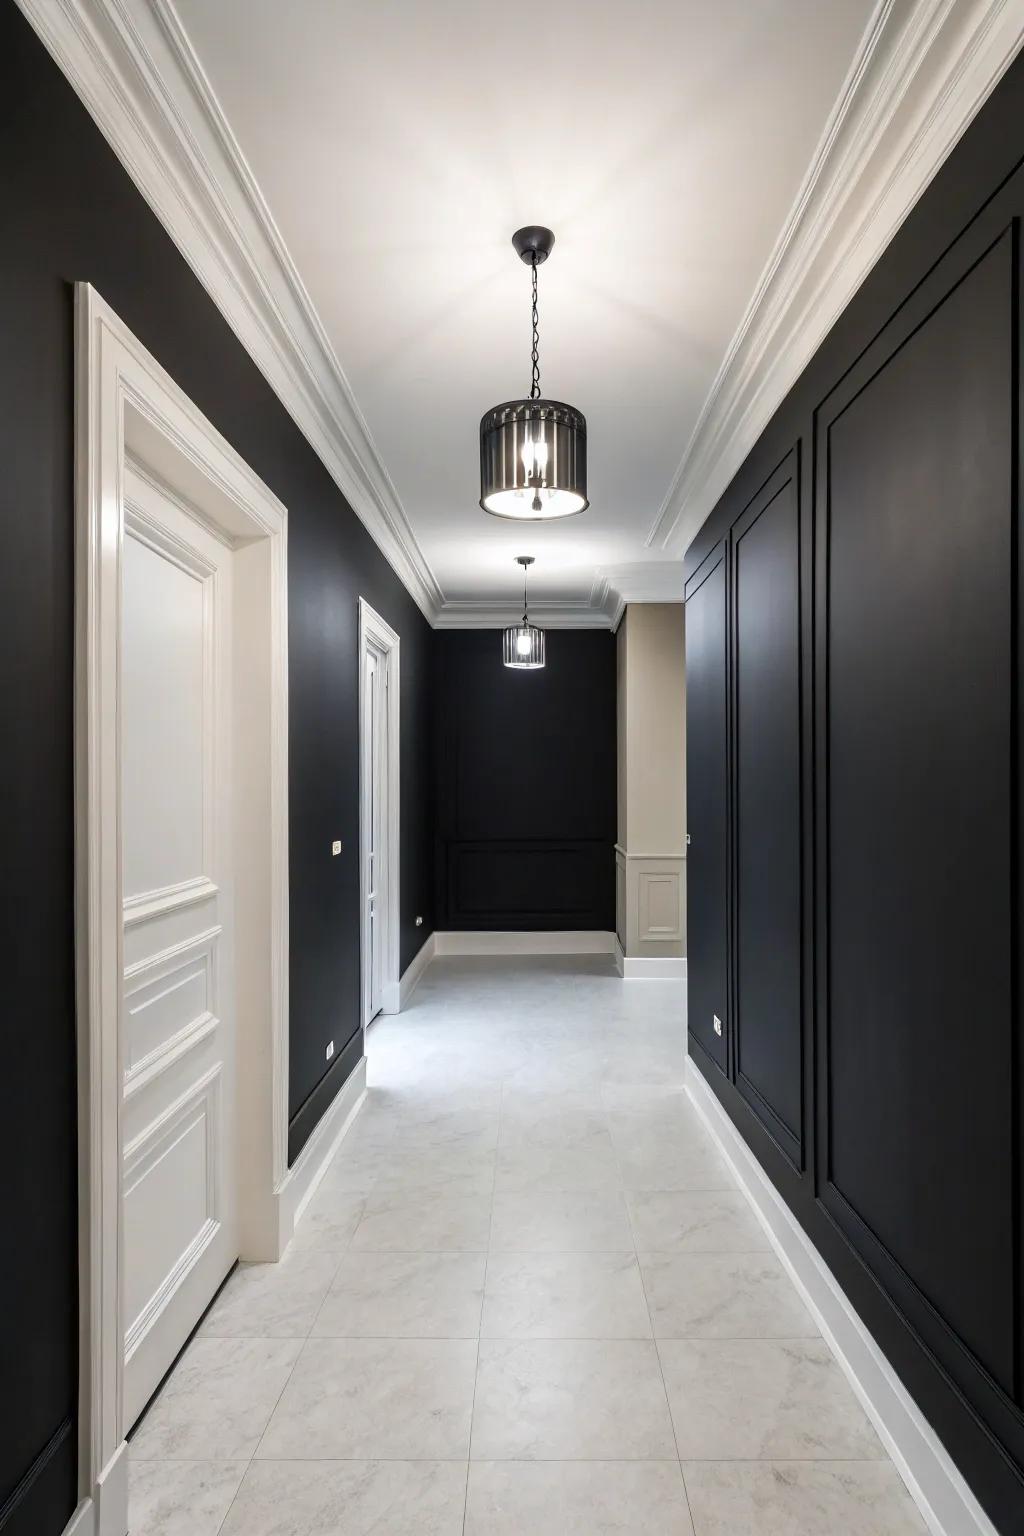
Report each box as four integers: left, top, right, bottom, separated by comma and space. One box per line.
325, 1039, 335, 1061
331, 840, 342, 856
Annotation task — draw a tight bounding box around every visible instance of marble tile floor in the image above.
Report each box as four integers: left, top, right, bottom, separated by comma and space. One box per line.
128, 955, 926, 1535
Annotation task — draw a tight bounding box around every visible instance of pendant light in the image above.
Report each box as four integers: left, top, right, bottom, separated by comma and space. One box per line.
503, 556, 545, 669
480, 226, 588, 521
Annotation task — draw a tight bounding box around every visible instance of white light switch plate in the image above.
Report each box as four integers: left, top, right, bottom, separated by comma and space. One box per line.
331, 840, 342, 856
325, 1039, 335, 1061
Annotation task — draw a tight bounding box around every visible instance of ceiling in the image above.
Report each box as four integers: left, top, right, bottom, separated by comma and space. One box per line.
172, 0, 875, 616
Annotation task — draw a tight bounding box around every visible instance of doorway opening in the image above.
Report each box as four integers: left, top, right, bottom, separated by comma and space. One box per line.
358, 599, 401, 1025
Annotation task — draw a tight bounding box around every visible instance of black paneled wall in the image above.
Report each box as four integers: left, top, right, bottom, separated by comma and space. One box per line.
434, 630, 616, 931
0, 9, 434, 1532
684, 56, 1024, 1534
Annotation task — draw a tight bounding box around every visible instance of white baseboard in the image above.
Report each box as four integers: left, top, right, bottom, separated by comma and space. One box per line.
433, 930, 616, 957
614, 937, 687, 979
685, 1057, 998, 1536
63, 1498, 96, 1536
274, 1056, 367, 1254
69, 1437, 127, 1536
390, 930, 436, 1007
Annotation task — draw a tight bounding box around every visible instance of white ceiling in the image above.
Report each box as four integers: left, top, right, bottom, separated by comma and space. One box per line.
172, 0, 875, 615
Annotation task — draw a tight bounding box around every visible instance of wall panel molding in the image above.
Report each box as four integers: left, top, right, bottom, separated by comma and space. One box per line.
682, 56, 1024, 1531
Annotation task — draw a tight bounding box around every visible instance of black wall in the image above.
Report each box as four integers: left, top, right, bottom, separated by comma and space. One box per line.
0, 8, 434, 1531
434, 630, 616, 931
684, 55, 1024, 1534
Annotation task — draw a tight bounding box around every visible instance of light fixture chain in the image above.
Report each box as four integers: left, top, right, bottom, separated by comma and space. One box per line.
523, 559, 529, 622
530, 255, 541, 400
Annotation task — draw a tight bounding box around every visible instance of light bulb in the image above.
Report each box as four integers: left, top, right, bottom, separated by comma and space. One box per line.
521, 435, 549, 481
516, 631, 532, 657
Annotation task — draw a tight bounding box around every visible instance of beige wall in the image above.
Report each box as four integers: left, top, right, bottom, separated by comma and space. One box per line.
615, 604, 686, 960
618, 604, 686, 854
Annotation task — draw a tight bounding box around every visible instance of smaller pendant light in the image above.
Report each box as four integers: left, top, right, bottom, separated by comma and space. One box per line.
503, 556, 545, 669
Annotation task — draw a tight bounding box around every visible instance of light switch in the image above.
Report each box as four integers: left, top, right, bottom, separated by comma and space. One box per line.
331, 840, 342, 856
713, 1014, 723, 1037
415, 915, 423, 927
325, 1039, 335, 1061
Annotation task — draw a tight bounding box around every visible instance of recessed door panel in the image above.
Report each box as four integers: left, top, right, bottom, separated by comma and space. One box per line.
685, 549, 729, 1073
120, 466, 237, 1429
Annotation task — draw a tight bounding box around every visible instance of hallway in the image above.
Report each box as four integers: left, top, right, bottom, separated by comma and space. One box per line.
127, 957, 924, 1535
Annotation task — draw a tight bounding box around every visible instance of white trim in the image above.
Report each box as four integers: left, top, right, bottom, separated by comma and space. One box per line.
433, 599, 615, 630
649, 0, 1024, 557
358, 598, 401, 1024
75, 283, 291, 1515
397, 931, 437, 1009
685, 1056, 1000, 1536
278, 1057, 368, 1246
63, 1497, 96, 1536
17, 0, 441, 622
433, 930, 617, 957
61, 1437, 129, 1536
433, 565, 687, 632
613, 938, 687, 980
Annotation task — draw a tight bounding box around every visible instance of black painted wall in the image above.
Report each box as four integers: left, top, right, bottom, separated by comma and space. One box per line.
0, 8, 434, 1531
684, 54, 1024, 1535
434, 630, 616, 931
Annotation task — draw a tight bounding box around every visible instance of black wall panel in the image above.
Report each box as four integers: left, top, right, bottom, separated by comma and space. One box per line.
434, 630, 616, 931
683, 55, 1024, 1534
819, 223, 1017, 1410
0, 9, 435, 1530
684, 550, 730, 1074
733, 454, 803, 1167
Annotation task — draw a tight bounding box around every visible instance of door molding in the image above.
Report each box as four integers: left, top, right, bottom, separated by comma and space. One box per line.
74, 284, 290, 1535
358, 598, 401, 1021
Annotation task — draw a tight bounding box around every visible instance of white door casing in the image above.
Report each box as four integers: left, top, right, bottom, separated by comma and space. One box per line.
358, 599, 400, 1022
74, 285, 291, 1536
363, 646, 384, 1021
120, 467, 238, 1428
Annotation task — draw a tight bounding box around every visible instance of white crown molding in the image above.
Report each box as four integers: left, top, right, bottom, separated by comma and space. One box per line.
435, 562, 685, 630
591, 562, 687, 628
17, 0, 445, 621
648, 0, 1024, 557
434, 597, 614, 630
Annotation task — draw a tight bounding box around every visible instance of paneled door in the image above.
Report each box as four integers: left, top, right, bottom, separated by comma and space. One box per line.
684, 544, 730, 1074
120, 464, 238, 1429
362, 646, 387, 1023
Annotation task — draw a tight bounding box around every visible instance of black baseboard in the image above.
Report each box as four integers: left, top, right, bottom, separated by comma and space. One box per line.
287, 1026, 363, 1165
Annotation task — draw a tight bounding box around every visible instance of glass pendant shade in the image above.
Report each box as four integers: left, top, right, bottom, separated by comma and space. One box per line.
480, 399, 588, 521
503, 621, 545, 669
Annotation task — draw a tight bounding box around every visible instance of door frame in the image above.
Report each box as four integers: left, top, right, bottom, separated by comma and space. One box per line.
74, 285, 290, 1536
358, 598, 401, 1022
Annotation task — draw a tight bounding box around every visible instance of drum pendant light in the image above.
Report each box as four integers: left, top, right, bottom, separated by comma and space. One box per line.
480, 226, 588, 521
503, 556, 545, 669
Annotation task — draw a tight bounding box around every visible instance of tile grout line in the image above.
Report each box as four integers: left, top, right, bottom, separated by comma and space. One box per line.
462, 1065, 501, 1534
622, 1104, 703, 1536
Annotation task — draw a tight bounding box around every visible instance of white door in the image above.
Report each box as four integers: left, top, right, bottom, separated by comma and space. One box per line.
363, 647, 387, 1023
120, 465, 238, 1429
